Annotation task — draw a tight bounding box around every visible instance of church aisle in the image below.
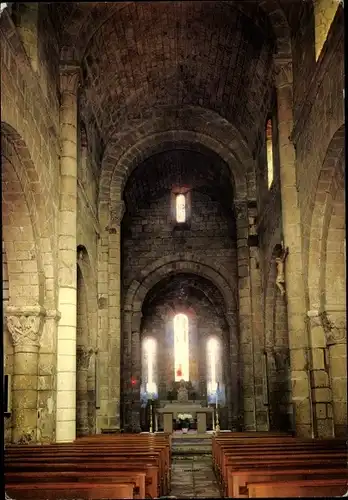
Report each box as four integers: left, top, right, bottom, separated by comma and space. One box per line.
170, 456, 222, 498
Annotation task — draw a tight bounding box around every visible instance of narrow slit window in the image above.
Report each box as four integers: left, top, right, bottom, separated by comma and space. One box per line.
174, 313, 189, 381
142, 337, 158, 398
266, 119, 274, 189
176, 194, 186, 223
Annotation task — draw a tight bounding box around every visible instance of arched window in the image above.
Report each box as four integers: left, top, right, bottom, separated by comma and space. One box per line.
174, 313, 189, 381
206, 337, 225, 404
141, 337, 158, 401
176, 194, 186, 223
266, 118, 274, 189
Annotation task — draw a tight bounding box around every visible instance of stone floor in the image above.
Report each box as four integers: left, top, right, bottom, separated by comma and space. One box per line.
170, 455, 222, 498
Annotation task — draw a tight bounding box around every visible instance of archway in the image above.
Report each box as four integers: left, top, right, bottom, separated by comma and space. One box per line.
307, 125, 346, 436
1, 129, 47, 444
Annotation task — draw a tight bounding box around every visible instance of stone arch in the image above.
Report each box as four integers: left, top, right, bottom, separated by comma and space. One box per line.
314, 0, 342, 60
307, 124, 345, 312
98, 106, 253, 220
122, 255, 239, 431
124, 255, 237, 316
1, 127, 45, 308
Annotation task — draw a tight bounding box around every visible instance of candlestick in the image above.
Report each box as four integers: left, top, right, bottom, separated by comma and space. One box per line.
149, 398, 153, 433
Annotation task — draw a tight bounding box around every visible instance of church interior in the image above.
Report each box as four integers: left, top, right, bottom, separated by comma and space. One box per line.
1, 1, 347, 498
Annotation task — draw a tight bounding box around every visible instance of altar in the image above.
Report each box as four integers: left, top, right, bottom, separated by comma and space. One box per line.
156, 401, 214, 433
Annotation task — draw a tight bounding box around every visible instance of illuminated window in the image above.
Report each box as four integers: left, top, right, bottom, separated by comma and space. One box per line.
266, 118, 274, 189
174, 313, 189, 381
176, 194, 186, 223
141, 337, 158, 398
206, 337, 225, 405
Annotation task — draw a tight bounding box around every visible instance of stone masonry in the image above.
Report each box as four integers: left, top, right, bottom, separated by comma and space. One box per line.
1, 2, 346, 443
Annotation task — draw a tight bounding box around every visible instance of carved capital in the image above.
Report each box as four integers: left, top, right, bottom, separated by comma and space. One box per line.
6, 305, 46, 348
322, 309, 346, 345
307, 310, 323, 328
60, 63, 81, 94
234, 201, 248, 220
274, 56, 293, 88
110, 201, 126, 229
131, 310, 143, 332
77, 346, 94, 370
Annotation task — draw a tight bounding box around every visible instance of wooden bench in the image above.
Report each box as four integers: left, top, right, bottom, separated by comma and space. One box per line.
6, 482, 135, 499
247, 477, 348, 497
6, 470, 146, 499
212, 434, 347, 497
5, 434, 171, 498
228, 466, 348, 498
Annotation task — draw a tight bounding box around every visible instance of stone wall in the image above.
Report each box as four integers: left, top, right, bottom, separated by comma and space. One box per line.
122, 190, 237, 289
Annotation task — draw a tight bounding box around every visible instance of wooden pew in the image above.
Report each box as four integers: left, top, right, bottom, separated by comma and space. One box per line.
211, 434, 347, 496
6, 471, 146, 499
247, 477, 348, 497
5, 434, 171, 498
5, 460, 160, 498
6, 482, 134, 499
228, 466, 348, 498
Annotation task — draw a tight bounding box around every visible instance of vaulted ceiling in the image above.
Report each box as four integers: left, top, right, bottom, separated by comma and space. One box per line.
48, 2, 293, 151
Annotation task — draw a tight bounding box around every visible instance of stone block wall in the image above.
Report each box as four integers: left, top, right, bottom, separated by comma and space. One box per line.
122, 190, 237, 289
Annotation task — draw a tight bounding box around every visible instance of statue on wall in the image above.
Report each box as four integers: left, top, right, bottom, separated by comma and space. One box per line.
273, 243, 289, 297
177, 379, 189, 403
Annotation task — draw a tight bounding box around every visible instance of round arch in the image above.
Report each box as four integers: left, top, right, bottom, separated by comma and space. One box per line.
307, 125, 345, 312
123, 255, 237, 316
98, 106, 253, 218
1, 128, 45, 307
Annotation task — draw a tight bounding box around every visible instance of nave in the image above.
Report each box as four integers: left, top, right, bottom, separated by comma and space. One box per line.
4, 431, 348, 498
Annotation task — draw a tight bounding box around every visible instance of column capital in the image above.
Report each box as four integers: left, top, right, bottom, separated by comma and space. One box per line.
322, 309, 346, 345
6, 305, 46, 348
110, 201, 126, 229
131, 310, 143, 332
77, 345, 94, 370
59, 62, 81, 94
273, 56, 293, 88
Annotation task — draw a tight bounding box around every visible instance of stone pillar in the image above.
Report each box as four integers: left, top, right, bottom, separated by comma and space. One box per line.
324, 309, 347, 437
274, 57, 313, 437
107, 201, 125, 430
248, 205, 268, 431
56, 64, 80, 443
226, 312, 239, 430
6, 306, 45, 443
87, 348, 98, 434
307, 311, 334, 437
76, 346, 94, 436
130, 311, 142, 432
235, 201, 256, 431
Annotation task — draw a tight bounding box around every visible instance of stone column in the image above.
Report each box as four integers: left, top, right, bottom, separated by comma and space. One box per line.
307, 311, 334, 437
6, 306, 45, 443
130, 311, 142, 432
234, 201, 256, 431
226, 311, 239, 430
76, 346, 93, 436
274, 57, 313, 437
87, 348, 98, 434
324, 309, 347, 437
56, 64, 80, 443
107, 201, 125, 430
